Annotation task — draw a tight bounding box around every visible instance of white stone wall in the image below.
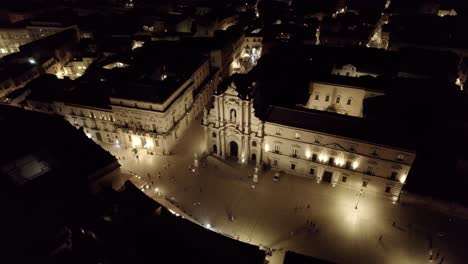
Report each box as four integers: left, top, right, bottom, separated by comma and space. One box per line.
305, 82, 384, 117
26, 61, 217, 155
204, 82, 263, 163
261, 122, 415, 200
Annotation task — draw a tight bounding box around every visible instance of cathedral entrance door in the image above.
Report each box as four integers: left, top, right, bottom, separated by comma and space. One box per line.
229, 141, 238, 159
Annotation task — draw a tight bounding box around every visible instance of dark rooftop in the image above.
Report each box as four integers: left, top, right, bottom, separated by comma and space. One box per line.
265, 106, 417, 151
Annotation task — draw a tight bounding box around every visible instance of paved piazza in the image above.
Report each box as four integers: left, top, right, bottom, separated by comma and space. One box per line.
102, 117, 468, 264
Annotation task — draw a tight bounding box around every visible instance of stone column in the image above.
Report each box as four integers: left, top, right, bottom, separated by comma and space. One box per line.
216, 130, 221, 156
244, 100, 251, 134
220, 130, 226, 158
215, 96, 220, 127
220, 96, 225, 125
240, 101, 244, 131
258, 138, 263, 165
239, 135, 244, 163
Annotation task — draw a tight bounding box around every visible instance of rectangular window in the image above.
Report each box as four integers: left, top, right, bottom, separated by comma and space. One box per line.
390, 171, 398, 180
328, 157, 334, 165
345, 161, 351, 170
366, 167, 374, 175
273, 160, 278, 166
397, 154, 405, 161
325, 95, 330, 102
362, 181, 368, 187
347, 99, 352, 105
274, 145, 280, 153
342, 176, 347, 183
315, 94, 319, 100
290, 163, 296, 170
312, 154, 317, 162
128, 135, 132, 142
212, 132, 217, 138
275, 129, 281, 135
292, 149, 298, 157
336, 97, 340, 103
309, 168, 315, 175
385, 186, 391, 193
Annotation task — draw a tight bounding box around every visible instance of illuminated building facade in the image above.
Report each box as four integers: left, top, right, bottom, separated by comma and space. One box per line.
27, 45, 219, 155
203, 77, 416, 200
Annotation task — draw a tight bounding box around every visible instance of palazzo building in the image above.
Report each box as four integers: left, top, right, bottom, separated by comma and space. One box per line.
202, 76, 416, 200
26, 43, 220, 155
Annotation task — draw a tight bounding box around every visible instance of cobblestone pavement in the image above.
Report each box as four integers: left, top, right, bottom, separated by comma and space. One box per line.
102, 118, 468, 264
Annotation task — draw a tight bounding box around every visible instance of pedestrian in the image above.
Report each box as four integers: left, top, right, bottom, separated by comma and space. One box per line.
379, 235, 383, 241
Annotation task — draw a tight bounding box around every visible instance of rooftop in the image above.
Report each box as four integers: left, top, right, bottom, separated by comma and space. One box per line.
265, 106, 417, 151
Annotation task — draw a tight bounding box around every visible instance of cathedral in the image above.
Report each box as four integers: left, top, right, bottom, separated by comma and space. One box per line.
202, 75, 416, 201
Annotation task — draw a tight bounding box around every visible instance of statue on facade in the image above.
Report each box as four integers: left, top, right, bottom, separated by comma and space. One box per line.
230, 109, 236, 122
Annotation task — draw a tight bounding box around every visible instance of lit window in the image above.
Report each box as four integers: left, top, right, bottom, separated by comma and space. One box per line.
295, 132, 301, 139
397, 154, 405, 161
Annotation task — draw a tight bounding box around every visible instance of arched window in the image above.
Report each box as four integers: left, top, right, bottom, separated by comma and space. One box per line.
252, 141, 257, 147
336, 97, 341, 104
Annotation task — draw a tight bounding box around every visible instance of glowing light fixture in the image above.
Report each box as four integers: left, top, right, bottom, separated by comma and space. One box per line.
400, 174, 407, 184
305, 150, 311, 159
264, 143, 270, 152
